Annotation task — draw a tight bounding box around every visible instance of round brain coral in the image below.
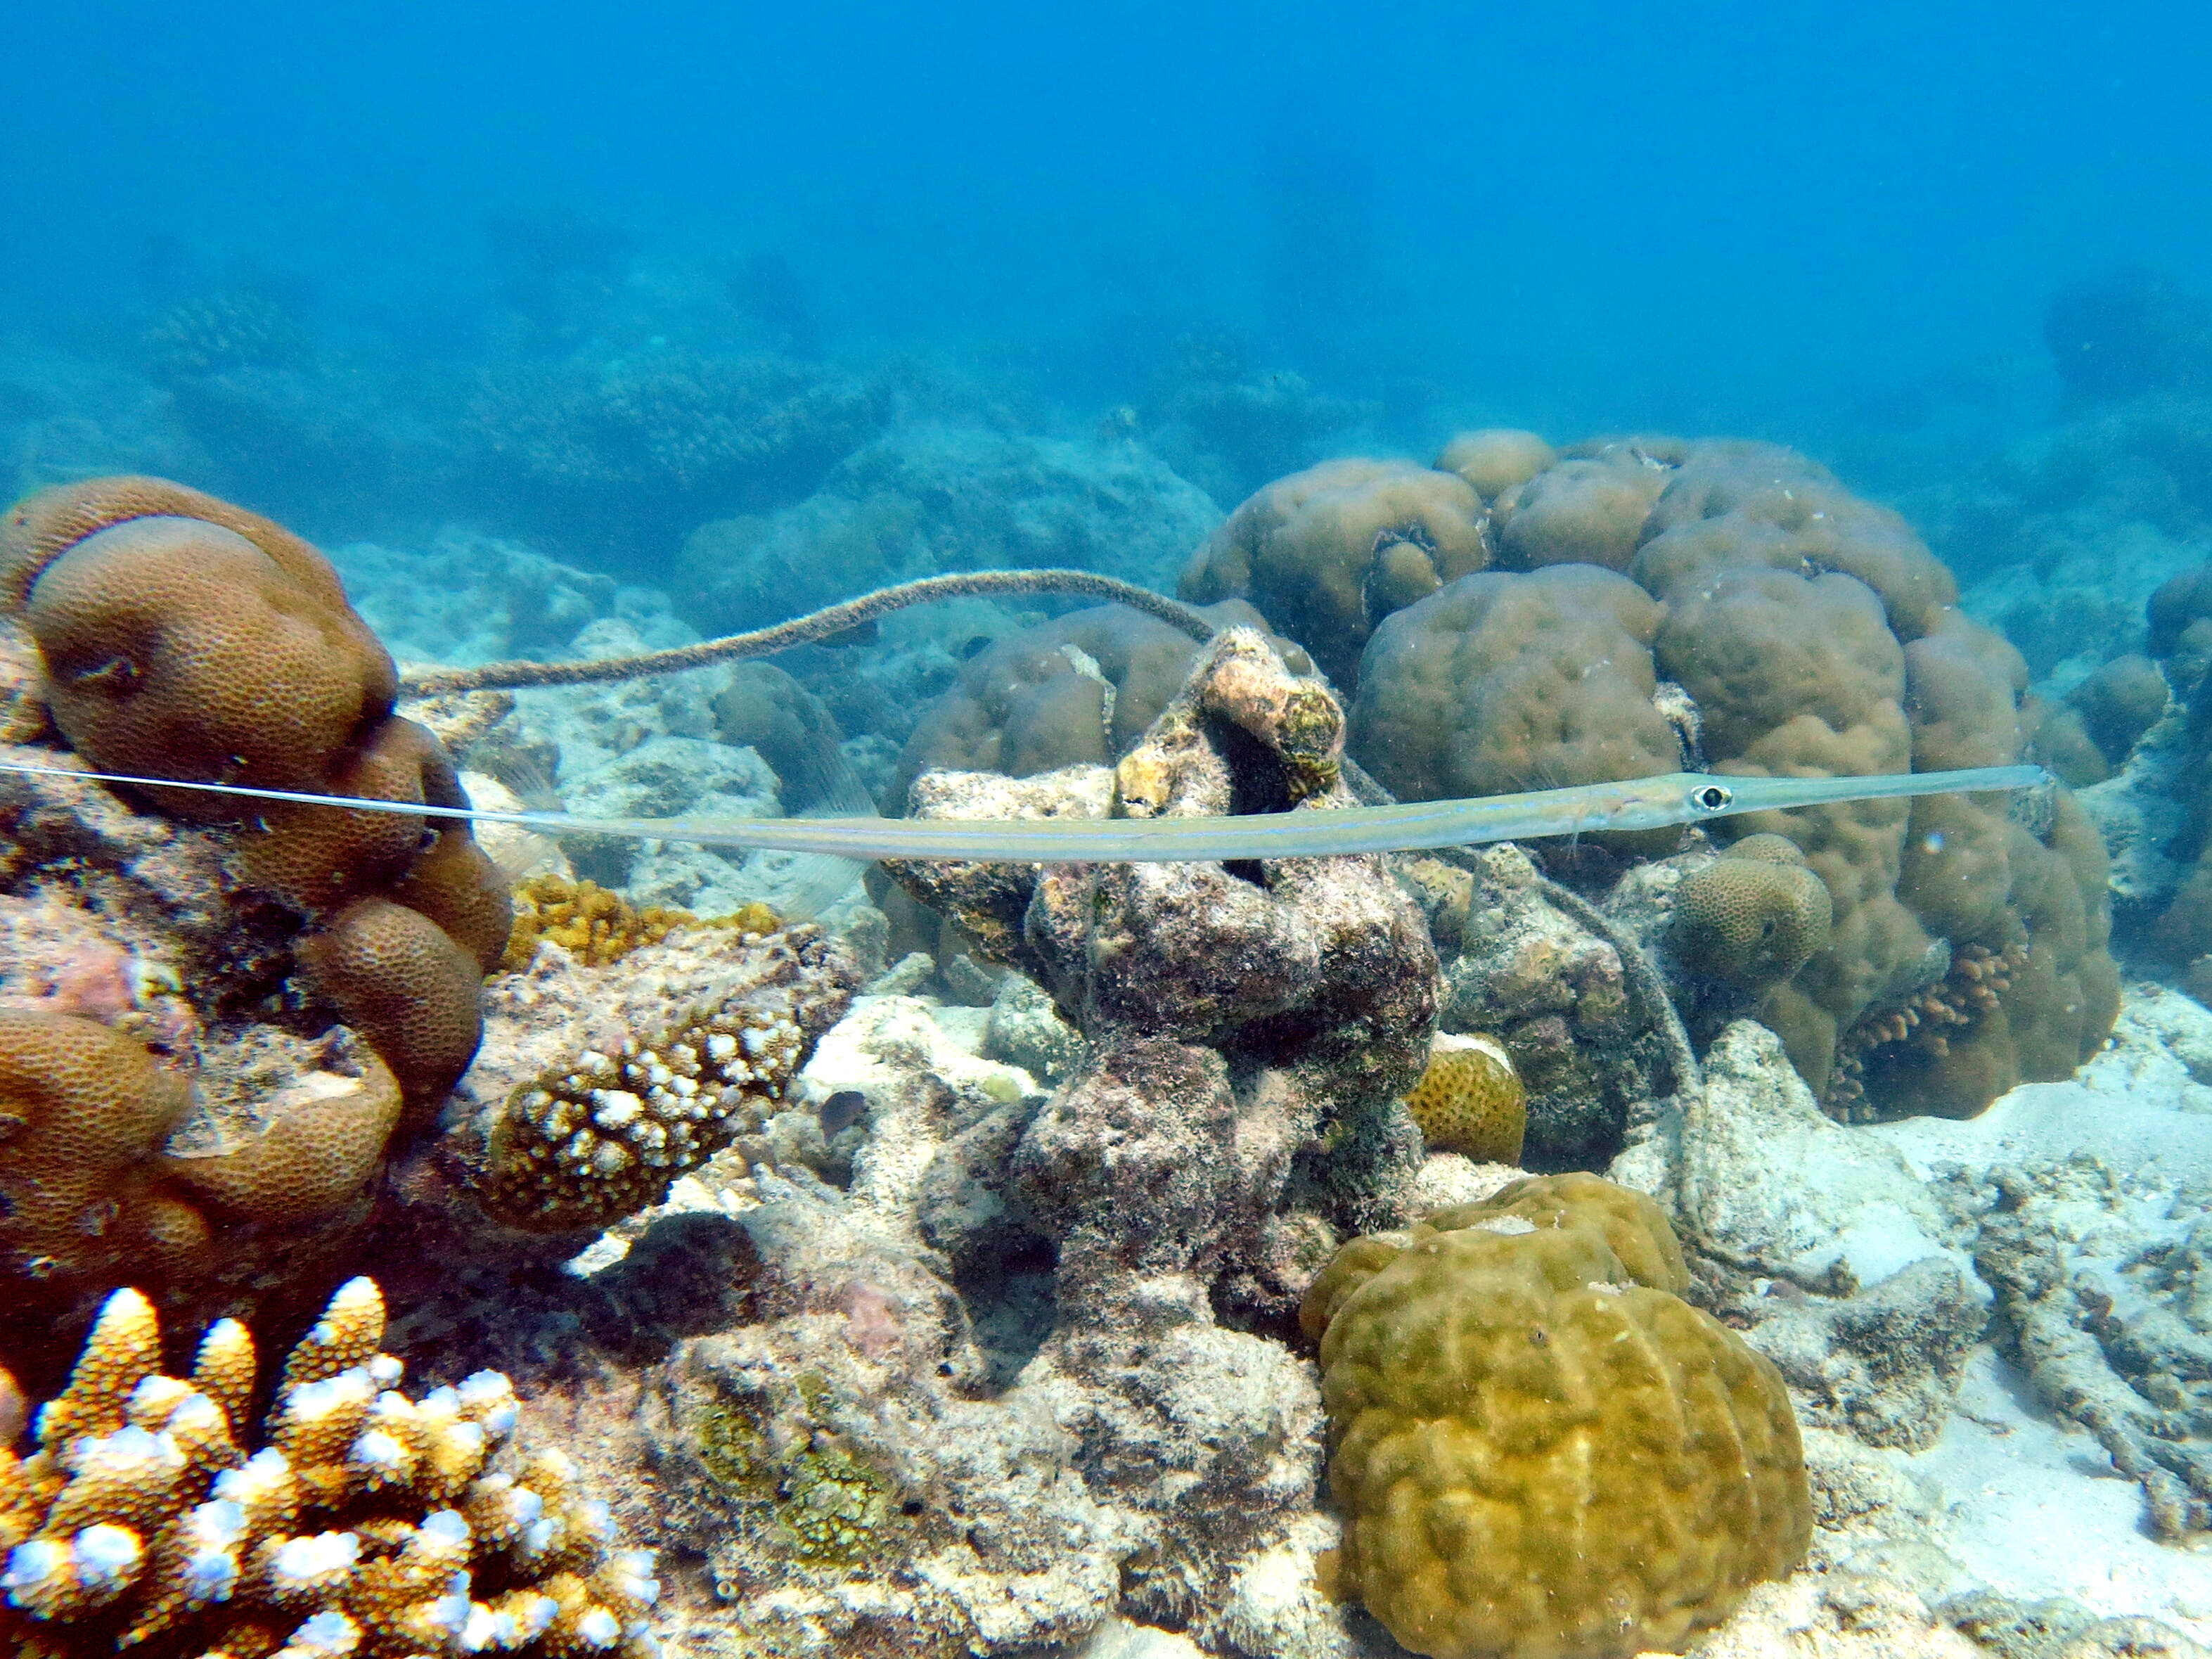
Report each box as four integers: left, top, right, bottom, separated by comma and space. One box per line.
1672, 838, 1835, 992
1400, 1032, 1524, 1163
1302, 1174, 1808, 1659
1177, 458, 1489, 686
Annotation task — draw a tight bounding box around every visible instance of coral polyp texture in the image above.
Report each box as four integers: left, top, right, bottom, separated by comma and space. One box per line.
1400, 1031, 1524, 1163
0, 478, 510, 1331
0, 1277, 657, 1659
1301, 1173, 1810, 1659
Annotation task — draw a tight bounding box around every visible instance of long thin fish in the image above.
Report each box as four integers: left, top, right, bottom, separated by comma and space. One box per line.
0, 760, 2048, 862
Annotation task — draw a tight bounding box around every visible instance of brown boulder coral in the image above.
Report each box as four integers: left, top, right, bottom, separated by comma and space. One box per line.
0, 478, 510, 1340
0, 1276, 659, 1659
1333, 437, 2116, 1121
1302, 1174, 1809, 1659
1177, 458, 1489, 686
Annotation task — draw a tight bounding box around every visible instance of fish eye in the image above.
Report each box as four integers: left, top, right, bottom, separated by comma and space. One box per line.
1691, 784, 1732, 812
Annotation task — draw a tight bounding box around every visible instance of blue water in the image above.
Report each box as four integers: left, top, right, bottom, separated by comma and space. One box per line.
6, 0, 2207, 454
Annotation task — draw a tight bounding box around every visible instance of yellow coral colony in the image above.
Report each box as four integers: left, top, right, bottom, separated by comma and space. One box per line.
1401, 1032, 1525, 1164
1303, 1174, 1809, 1659
0, 1278, 658, 1659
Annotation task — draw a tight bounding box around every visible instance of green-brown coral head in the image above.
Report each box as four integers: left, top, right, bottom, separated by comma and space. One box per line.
0, 1276, 661, 1659
1303, 1174, 1806, 1659
0, 1010, 195, 1293
1178, 457, 1490, 687
1672, 840, 1834, 991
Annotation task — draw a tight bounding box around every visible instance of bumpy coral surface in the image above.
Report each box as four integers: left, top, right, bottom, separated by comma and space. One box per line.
1671, 833, 1835, 991
1303, 1174, 1810, 1659
0, 478, 511, 1331
0, 1277, 657, 1659
1401, 1032, 1524, 1163
1329, 439, 2118, 1118
890, 598, 1306, 811
889, 627, 1440, 1315
498, 878, 696, 973
1178, 458, 1490, 686
458, 925, 859, 1231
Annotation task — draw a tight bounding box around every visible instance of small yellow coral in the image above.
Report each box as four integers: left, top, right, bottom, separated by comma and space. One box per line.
500, 876, 696, 971
1401, 1032, 1524, 1163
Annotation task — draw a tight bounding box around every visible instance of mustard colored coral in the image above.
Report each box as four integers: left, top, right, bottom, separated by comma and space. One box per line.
0, 1278, 659, 1659
1302, 1174, 1808, 1659
500, 877, 696, 972
1401, 1032, 1524, 1163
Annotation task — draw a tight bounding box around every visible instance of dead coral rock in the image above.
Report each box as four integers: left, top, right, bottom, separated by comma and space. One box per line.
1435, 844, 1659, 1168
889, 628, 1440, 1303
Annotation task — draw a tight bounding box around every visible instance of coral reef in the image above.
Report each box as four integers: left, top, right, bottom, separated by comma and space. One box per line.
1342, 438, 2117, 1120
499, 878, 698, 973
468, 354, 885, 562
1177, 457, 1490, 686
889, 597, 1304, 811
0, 479, 508, 1341
675, 423, 1221, 634
0, 1277, 657, 1659
1432, 428, 1556, 501
449, 922, 860, 1232
1302, 1172, 1811, 1659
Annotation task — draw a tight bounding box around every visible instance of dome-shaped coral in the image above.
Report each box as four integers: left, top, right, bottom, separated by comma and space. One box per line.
1672, 840, 1834, 991
1400, 1032, 1524, 1162
1178, 458, 1489, 686
1302, 1174, 1808, 1659
1432, 429, 1555, 501
1493, 449, 1670, 572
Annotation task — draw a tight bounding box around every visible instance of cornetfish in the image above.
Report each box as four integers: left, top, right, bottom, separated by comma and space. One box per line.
0, 760, 2048, 863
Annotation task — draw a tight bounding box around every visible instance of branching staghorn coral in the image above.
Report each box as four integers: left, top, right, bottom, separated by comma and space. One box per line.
0, 1277, 658, 1659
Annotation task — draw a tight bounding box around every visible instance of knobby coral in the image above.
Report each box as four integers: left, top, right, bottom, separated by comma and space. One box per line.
0, 1277, 657, 1659
1302, 1174, 1809, 1659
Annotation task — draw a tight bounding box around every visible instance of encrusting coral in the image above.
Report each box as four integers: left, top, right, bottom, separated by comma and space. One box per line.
1671, 833, 1835, 992
1301, 1173, 1811, 1659
0, 1276, 659, 1659
497, 878, 697, 973
456, 925, 859, 1231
